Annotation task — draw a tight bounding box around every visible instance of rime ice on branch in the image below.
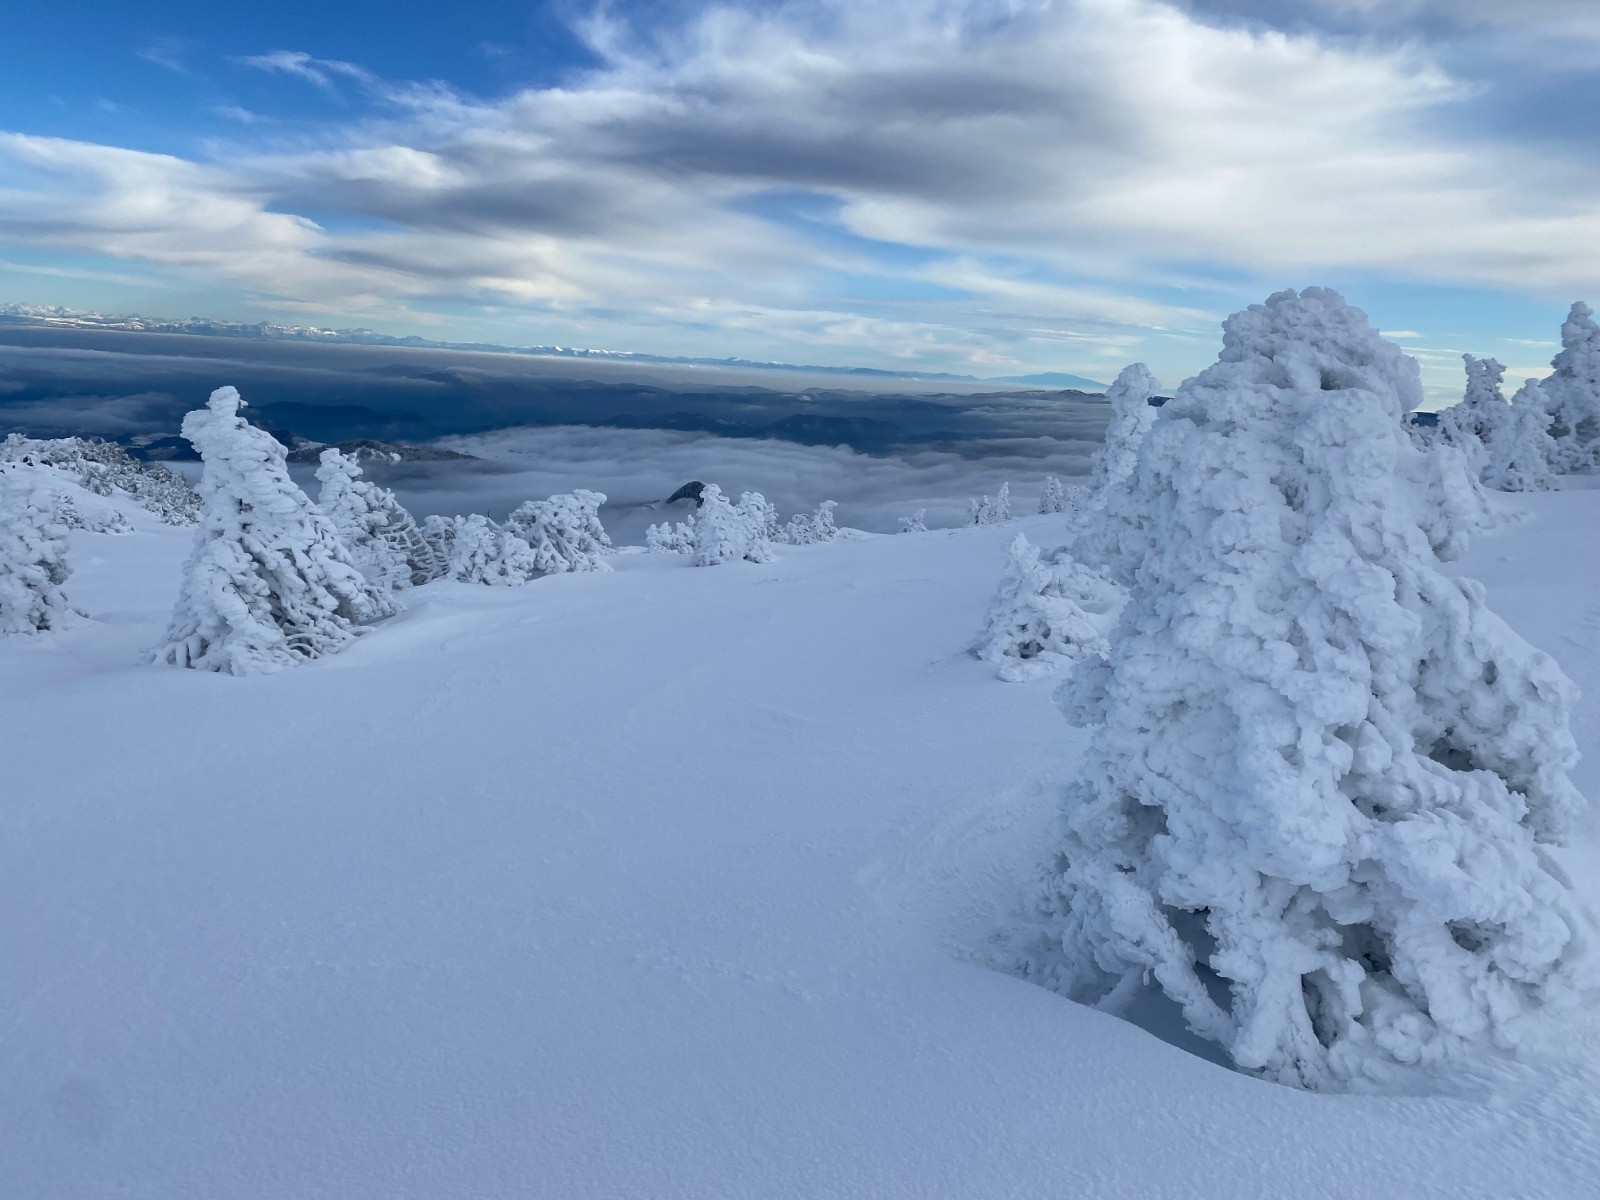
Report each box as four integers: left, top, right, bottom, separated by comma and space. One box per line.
1018, 289, 1594, 1090
151, 387, 397, 675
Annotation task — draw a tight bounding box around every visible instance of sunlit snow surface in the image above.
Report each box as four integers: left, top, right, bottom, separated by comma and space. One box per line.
3, 486, 1599, 1197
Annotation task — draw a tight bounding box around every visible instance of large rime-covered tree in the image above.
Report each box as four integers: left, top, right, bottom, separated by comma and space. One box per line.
315, 448, 440, 589
1543, 301, 1600, 472
151, 387, 397, 675
692, 483, 771, 565
1017, 289, 1593, 1090
0, 469, 74, 635
505, 489, 613, 575
969, 534, 1118, 682
1483, 380, 1560, 493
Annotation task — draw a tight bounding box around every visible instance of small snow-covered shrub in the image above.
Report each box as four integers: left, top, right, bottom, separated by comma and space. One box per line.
446, 515, 541, 585
897, 510, 927, 534
1038, 475, 1067, 515
1016, 288, 1594, 1091
506, 489, 613, 575
783, 499, 837, 545
1484, 380, 1560, 493
1542, 301, 1600, 472
645, 516, 695, 554
967, 483, 1011, 526
0, 434, 200, 525
151, 387, 397, 675
52, 489, 133, 534
692, 484, 770, 565
970, 534, 1119, 682
0, 469, 74, 635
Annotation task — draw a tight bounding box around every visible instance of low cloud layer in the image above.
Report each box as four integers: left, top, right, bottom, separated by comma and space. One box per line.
381, 423, 1097, 542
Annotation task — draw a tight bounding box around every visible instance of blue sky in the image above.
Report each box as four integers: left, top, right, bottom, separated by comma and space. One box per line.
3, 0, 1599, 400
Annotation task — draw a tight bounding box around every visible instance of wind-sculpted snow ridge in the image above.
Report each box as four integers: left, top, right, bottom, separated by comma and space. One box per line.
0, 433, 200, 525
151, 387, 397, 675
1016, 288, 1596, 1091
969, 534, 1120, 682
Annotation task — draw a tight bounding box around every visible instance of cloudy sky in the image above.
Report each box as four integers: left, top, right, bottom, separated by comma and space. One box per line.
2, 0, 1597, 399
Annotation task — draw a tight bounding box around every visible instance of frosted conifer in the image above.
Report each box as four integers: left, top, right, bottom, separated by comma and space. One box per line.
898, 510, 927, 534
506, 489, 613, 575
1018, 289, 1593, 1090
152, 387, 396, 674
738, 491, 782, 543
0, 469, 74, 635
783, 499, 838, 545
970, 534, 1118, 682
692, 484, 770, 565
1086, 364, 1157, 497
1038, 475, 1067, 514
447, 515, 541, 585
315, 448, 436, 589
645, 516, 695, 554
1483, 380, 1560, 493
968, 483, 1011, 526
1543, 301, 1600, 472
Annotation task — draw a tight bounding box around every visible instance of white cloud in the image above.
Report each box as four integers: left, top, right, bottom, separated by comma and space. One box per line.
4, 0, 1600, 376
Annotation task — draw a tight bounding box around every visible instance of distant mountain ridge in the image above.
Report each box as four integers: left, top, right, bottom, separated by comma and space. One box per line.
0, 303, 1106, 390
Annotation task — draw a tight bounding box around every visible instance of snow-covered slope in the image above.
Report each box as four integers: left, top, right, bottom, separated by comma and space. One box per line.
4, 487, 1599, 1197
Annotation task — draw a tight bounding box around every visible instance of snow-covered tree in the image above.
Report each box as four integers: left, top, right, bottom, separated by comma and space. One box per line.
898, 509, 927, 534
446, 515, 541, 585
506, 489, 613, 575
1017, 288, 1593, 1090
315, 448, 437, 589
151, 387, 397, 675
1038, 475, 1067, 515
0, 470, 74, 635
1483, 380, 1560, 493
692, 483, 771, 565
645, 515, 695, 554
1086, 364, 1157, 497
783, 499, 838, 544
738, 491, 782, 543
969, 534, 1119, 682
968, 483, 1011, 526
1542, 301, 1600, 472
1436, 354, 1502, 467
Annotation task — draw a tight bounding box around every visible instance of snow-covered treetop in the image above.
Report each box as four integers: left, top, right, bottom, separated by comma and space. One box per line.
1085, 363, 1157, 501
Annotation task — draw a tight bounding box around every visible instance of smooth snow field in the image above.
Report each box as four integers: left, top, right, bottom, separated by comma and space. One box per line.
4, 491, 1600, 1198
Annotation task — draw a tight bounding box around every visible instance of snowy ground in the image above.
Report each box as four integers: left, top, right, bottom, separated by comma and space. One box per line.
4, 486, 1600, 1197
